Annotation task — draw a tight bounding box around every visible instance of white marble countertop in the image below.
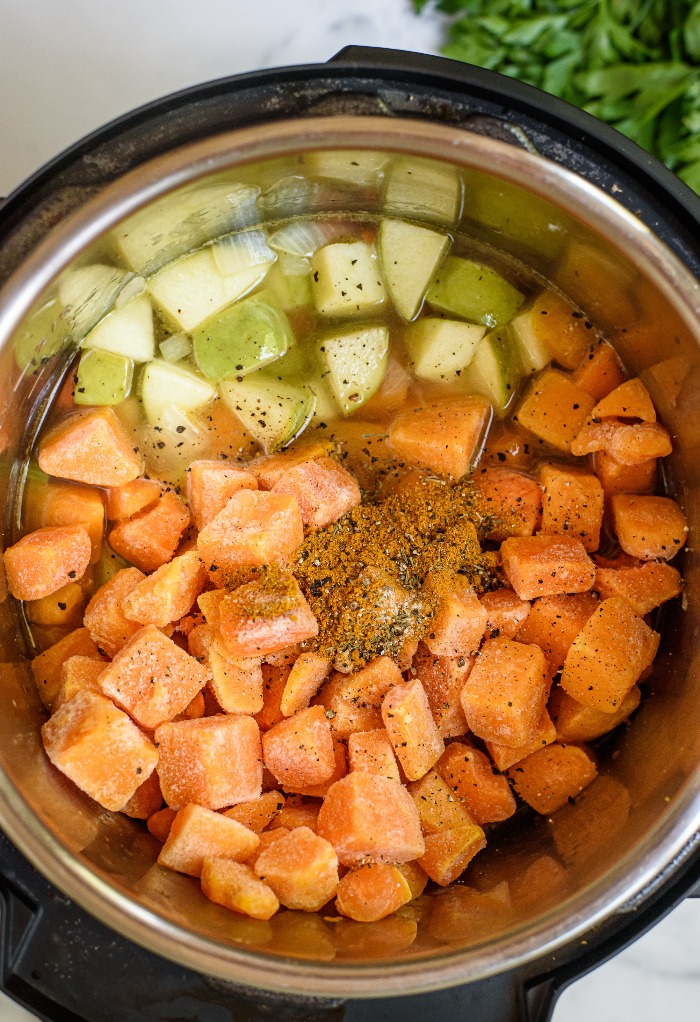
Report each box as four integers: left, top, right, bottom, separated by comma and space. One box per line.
1, 1, 699, 1019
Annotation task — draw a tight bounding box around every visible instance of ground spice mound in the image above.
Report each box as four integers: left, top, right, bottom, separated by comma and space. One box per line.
293, 476, 499, 670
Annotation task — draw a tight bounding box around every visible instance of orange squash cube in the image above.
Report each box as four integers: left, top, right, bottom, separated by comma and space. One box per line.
313, 680, 384, 739
271, 456, 361, 529
590, 377, 656, 421
83, 566, 145, 657
592, 450, 656, 498
410, 642, 471, 738
98, 624, 209, 729
381, 677, 444, 781
408, 769, 477, 833
514, 370, 596, 452
611, 494, 688, 561
571, 339, 625, 399
396, 859, 430, 899
480, 589, 531, 640
437, 741, 516, 825
539, 463, 604, 552
269, 798, 321, 833
253, 825, 339, 911
594, 561, 682, 616
523, 290, 594, 369
201, 858, 279, 920
224, 791, 285, 833
460, 637, 549, 747
37, 408, 143, 487
348, 729, 400, 782
196, 489, 303, 585
280, 651, 331, 716
55, 654, 105, 708
570, 420, 672, 465
147, 806, 177, 843
485, 708, 557, 772
514, 593, 599, 674
158, 803, 259, 876
121, 551, 206, 628
25, 581, 86, 629
422, 570, 488, 658
254, 664, 289, 731
218, 574, 318, 658
108, 491, 190, 573
419, 825, 487, 886
24, 481, 105, 562
549, 683, 641, 743
389, 396, 492, 479
207, 638, 264, 715
41, 689, 158, 811
105, 476, 163, 522
295, 739, 348, 798
155, 714, 262, 810
335, 863, 412, 922
507, 743, 597, 814
500, 534, 596, 601
560, 597, 659, 712
471, 467, 542, 541
330, 656, 403, 707
4, 525, 91, 601
31, 626, 102, 710
252, 439, 335, 489
121, 770, 163, 820
316, 772, 424, 866
186, 459, 258, 531
262, 705, 336, 790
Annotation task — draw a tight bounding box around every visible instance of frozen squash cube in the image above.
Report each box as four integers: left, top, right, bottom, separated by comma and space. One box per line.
560, 597, 659, 713
155, 714, 262, 810
316, 772, 424, 866
147, 806, 177, 843
4, 525, 91, 601
31, 626, 102, 710
471, 467, 542, 541
570, 420, 671, 464
41, 689, 158, 811
571, 338, 625, 399
514, 369, 596, 452
335, 863, 412, 922
262, 705, 336, 790
37, 407, 143, 487
121, 769, 163, 820
196, 489, 303, 585
437, 741, 516, 825
422, 570, 488, 658
419, 825, 487, 886
108, 491, 190, 573
460, 637, 549, 746
25, 581, 86, 629
539, 463, 604, 552
480, 589, 531, 640
610, 494, 688, 561
411, 643, 471, 738
253, 825, 339, 911
396, 859, 430, 900
294, 738, 348, 798
223, 790, 285, 833
549, 684, 641, 744
186, 459, 258, 531
507, 743, 598, 814
24, 481, 105, 562
201, 858, 279, 920
485, 708, 557, 772
381, 677, 444, 781
254, 664, 289, 732
313, 679, 384, 740
158, 803, 259, 876
514, 592, 599, 674
269, 797, 321, 833
389, 396, 491, 479
408, 769, 477, 834
251, 439, 335, 489
271, 456, 361, 530
592, 450, 656, 498
594, 561, 682, 616
83, 567, 146, 657
280, 651, 331, 717
55, 654, 105, 708
218, 574, 317, 658
105, 476, 163, 522
332, 656, 403, 708
208, 637, 264, 715
348, 729, 400, 782
121, 551, 206, 628
98, 624, 208, 729
500, 534, 596, 601
590, 377, 656, 421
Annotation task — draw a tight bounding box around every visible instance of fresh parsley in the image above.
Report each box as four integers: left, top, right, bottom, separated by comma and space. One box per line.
413, 0, 700, 193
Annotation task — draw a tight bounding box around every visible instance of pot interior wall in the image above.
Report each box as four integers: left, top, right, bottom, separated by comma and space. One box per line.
0, 130, 699, 976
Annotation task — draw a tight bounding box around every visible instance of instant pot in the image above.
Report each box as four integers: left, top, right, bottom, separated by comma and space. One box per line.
2, 47, 700, 1022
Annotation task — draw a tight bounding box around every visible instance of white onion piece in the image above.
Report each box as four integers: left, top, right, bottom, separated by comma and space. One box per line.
212, 230, 276, 277
268, 220, 347, 258
277, 253, 312, 277
159, 333, 192, 363
115, 274, 147, 308
258, 175, 323, 215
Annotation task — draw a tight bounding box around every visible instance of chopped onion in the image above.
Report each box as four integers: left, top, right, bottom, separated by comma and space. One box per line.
220, 185, 260, 230
115, 274, 146, 308
159, 333, 192, 363
268, 220, 347, 258
277, 253, 311, 277
258, 175, 323, 216
211, 229, 276, 277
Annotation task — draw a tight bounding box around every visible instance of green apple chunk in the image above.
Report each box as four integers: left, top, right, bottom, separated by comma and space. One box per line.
508, 306, 553, 376
140, 359, 216, 425
379, 218, 450, 321
219, 373, 316, 453
404, 318, 486, 383
426, 256, 524, 328
14, 296, 68, 372
459, 330, 521, 414
81, 295, 155, 362
74, 349, 134, 406
311, 241, 386, 317
192, 297, 293, 382
317, 325, 389, 415
384, 157, 462, 225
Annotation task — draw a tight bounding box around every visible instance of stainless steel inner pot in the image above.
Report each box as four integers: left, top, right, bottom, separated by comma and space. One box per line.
1, 112, 700, 1000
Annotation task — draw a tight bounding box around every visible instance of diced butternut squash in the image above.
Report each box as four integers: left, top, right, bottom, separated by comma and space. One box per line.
316, 772, 425, 866
610, 494, 688, 561
348, 729, 401, 782
121, 550, 206, 627
480, 589, 531, 640
460, 637, 549, 747
396, 859, 430, 899
158, 803, 259, 876
313, 680, 384, 739
389, 397, 492, 479
25, 581, 86, 629
83, 566, 145, 657
411, 642, 471, 738
500, 534, 596, 601
419, 825, 487, 886
539, 463, 604, 552
262, 705, 336, 790
437, 740, 516, 825
594, 561, 682, 615
155, 714, 262, 810
55, 654, 104, 708
201, 858, 279, 920
4, 525, 91, 601
381, 677, 444, 781
514, 369, 596, 452
271, 456, 361, 529
408, 769, 477, 833
223, 791, 285, 833
37, 408, 143, 487
336, 863, 412, 922
252, 439, 335, 489
560, 597, 659, 712
207, 638, 264, 715
330, 656, 403, 708
480, 418, 542, 470
523, 290, 594, 369
31, 626, 102, 710
471, 467, 542, 541
507, 743, 597, 814
571, 339, 625, 399
590, 377, 656, 421
514, 593, 599, 674
41, 689, 158, 811
98, 624, 208, 729
592, 450, 656, 498
422, 570, 488, 658
197, 489, 303, 585
485, 709, 557, 772
121, 770, 163, 820
269, 798, 321, 832
294, 738, 348, 798
218, 574, 318, 658
571, 420, 672, 465
254, 664, 289, 731
24, 482, 105, 562
105, 476, 163, 522
174, 690, 206, 721
549, 684, 641, 743
108, 491, 190, 573
147, 806, 177, 843
185, 459, 258, 531
253, 825, 338, 911
280, 651, 331, 716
